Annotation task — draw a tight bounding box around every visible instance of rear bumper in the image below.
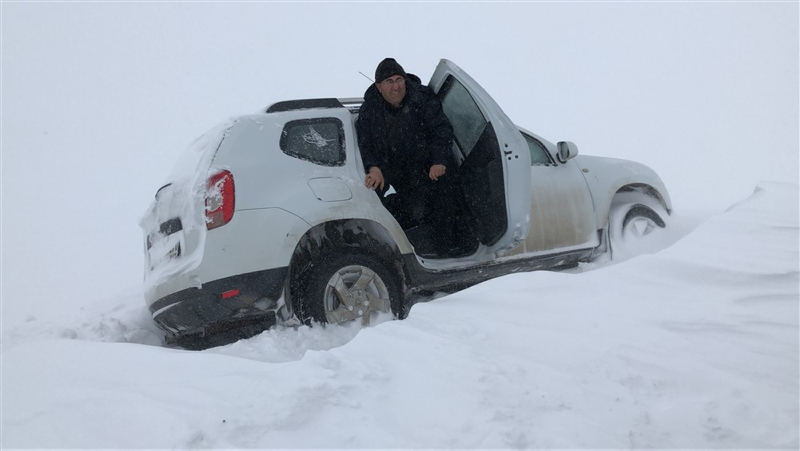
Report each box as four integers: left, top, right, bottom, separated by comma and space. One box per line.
149, 266, 288, 337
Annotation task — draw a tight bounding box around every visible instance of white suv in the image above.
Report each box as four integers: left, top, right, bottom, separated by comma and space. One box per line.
141, 60, 671, 345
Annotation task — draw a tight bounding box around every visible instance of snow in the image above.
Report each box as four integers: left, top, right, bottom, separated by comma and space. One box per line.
2, 2, 798, 449
2, 182, 797, 449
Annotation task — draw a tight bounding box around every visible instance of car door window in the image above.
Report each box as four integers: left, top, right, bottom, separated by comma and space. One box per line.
280, 118, 345, 166
437, 74, 507, 246
438, 76, 487, 158
522, 133, 554, 166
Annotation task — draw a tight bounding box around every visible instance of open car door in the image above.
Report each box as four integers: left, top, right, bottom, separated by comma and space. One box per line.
429, 59, 531, 256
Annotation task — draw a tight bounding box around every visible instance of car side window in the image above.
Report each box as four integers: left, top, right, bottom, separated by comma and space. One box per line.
438, 75, 487, 158
280, 118, 345, 166
522, 133, 554, 166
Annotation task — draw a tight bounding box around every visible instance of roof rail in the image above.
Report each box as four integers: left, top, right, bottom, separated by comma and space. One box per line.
266, 98, 344, 113
264, 97, 365, 114
338, 97, 364, 114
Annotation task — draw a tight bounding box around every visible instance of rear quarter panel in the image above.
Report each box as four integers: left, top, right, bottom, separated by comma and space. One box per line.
211, 111, 415, 256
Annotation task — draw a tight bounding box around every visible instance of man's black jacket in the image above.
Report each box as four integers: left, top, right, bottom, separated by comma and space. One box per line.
356, 74, 454, 178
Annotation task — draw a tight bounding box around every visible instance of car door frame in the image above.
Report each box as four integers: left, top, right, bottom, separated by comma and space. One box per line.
428, 59, 531, 258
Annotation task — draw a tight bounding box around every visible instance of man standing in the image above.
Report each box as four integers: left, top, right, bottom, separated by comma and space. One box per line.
357, 58, 460, 256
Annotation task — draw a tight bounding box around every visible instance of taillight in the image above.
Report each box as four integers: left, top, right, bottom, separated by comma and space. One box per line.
205, 170, 235, 230
221, 289, 240, 300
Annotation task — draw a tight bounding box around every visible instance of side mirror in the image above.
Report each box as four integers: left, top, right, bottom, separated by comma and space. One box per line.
557, 141, 579, 163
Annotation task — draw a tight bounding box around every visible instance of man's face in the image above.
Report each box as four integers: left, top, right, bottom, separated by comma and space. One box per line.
376, 75, 406, 107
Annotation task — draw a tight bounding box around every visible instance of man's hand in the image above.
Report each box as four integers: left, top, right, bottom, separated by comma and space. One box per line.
364, 166, 385, 191
429, 164, 446, 181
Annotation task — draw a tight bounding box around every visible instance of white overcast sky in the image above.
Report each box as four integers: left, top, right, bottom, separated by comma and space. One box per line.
2, 2, 798, 324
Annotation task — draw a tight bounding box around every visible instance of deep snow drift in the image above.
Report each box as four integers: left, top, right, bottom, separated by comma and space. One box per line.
2, 182, 798, 449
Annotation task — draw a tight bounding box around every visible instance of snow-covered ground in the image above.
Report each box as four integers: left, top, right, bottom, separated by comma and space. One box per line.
3, 2, 797, 449
2, 181, 797, 449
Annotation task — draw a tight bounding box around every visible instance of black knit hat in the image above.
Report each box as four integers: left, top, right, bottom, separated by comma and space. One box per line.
375, 58, 406, 83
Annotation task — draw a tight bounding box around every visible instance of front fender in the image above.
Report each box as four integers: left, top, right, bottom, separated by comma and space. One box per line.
573, 155, 672, 229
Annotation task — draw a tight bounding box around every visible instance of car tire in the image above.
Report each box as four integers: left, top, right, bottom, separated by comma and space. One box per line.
608, 194, 668, 259
295, 251, 403, 326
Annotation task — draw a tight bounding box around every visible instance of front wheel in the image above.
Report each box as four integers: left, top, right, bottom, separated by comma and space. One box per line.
621, 204, 666, 237
295, 252, 403, 326
608, 195, 668, 260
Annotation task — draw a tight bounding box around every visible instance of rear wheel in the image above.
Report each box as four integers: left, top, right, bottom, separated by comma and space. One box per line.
296, 252, 403, 326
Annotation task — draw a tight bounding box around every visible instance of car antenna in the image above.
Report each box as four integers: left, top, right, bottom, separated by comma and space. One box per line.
359, 71, 374, 82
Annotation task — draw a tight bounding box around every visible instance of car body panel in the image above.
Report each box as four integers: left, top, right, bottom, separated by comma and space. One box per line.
144, 207, 310, 309
523, 159, 600, 253
572, 155, 672, 229
512, 128, 599, 254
